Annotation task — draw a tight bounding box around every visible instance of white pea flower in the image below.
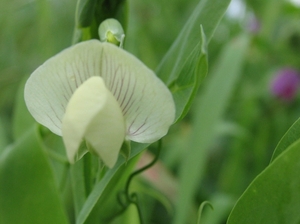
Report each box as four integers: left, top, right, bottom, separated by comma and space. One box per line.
24, 40, 175, 168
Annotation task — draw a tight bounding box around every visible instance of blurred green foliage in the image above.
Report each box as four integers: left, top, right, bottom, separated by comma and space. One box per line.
2, 0, 300, 223
0, 0, 76, 144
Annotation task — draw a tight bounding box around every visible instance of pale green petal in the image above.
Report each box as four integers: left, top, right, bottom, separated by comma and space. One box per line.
100, 43, 175, 143
24, 41, 103, 136
25, 40, 175, 143
62, 76, 125, 167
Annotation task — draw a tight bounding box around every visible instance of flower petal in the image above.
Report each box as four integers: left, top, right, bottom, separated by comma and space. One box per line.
24, 40, 108, 136
25, 40, 175, 143
100, 44, 175, 143
62, 76, 125, 168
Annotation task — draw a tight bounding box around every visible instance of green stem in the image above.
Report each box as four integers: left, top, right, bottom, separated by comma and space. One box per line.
83, 153, 93, 196
70, 160, 86, 218
96, 159, 105, 183
59, 163, 70, 193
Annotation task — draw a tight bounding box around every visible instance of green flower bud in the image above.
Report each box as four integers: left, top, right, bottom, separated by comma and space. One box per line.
98, 18, 125, 47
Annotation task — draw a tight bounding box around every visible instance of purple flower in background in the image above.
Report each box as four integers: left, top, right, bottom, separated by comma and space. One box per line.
271, 68, 300, 101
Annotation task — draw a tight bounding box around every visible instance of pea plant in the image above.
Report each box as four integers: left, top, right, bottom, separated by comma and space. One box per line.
1, 0, 300, 223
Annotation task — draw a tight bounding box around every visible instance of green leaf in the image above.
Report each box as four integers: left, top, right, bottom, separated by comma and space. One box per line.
110, 202, 141, 223
12, 77, 35, 140
171, 26, 207, 122
86, 154, 140, 222
75, 162, 120, 224
156, 0, 231, 85
120, 140, 131, 162
76, 142, 148, 224
271, 117, 300, 162
70, 158, 87, 219
174, 34, 249, 224
227, 139, 300, 224
76, 0, 97, 27
0, 116, 8, 154
0, 126, 68, 224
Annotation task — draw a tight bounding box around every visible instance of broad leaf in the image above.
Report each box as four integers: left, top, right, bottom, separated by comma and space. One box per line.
271, 117, 300, 162
0, 126, 68, 224
227, 139, 300, 224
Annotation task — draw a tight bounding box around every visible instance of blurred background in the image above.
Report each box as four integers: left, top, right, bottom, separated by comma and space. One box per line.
1, 0, 300, 223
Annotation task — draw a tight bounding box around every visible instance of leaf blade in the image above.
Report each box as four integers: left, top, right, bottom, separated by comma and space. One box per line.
227, 139, 300, 224
171, 25, 208, 122
174, 34, 249, 224
0, 126, 68, 224
156, 0, 231, 84
270, 117, 300, 162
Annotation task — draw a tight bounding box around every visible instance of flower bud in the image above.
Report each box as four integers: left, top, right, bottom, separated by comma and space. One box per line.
98, 18, 125, 47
